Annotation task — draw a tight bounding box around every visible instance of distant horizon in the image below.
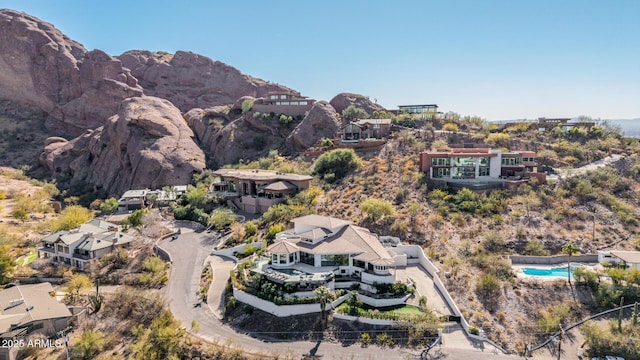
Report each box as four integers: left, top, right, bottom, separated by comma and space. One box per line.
2, 1, 640, 121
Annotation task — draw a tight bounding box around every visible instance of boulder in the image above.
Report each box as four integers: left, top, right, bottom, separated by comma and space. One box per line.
329, 92, 386, 117
40, 97, 205, 196
118, 50, 296, 112
285, 101, 341, 152
0, 10, 143, 137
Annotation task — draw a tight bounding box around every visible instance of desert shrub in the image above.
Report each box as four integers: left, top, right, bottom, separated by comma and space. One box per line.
244, 220, 259, 237
482, 231, 506, 253
523, 240, 550, 256
208, 209, 236, 231
360, 198, 395, 223
321, 138, 334, 147
266, 223, 284, 241
313, 148, 362, 183
360, 332, 371, 345
99, 197, 119, 213
241, 99, 253, 114
537, 304, 571, 334
485, 132, 511, 147
50, 205, 94, 232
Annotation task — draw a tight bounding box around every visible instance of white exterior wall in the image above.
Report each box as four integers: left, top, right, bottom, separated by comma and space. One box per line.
489, 151, 502, 178
357, 293, 410, 308
361, 271, 395, 284
233, 288, 349, 317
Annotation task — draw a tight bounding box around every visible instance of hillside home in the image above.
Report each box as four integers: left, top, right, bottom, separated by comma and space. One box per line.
211, 169, 312, 214
339, 119, 392, 143
418, 147, 546, 190
117, 185, 188, 211
256, 215, 397, 290
37, 219, 134, 270
252, 92, 315, 117
397, 104, 440, 120
0, 283, 71, 338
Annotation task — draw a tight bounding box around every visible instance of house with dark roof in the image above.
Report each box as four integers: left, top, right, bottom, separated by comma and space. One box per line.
210, 169, 313, 214
339, 118, 392, 143
37, 219, 135, 270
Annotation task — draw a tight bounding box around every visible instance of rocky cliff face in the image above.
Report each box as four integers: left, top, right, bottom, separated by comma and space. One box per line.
329, 92, 386, 118
118, 50, 295, 113
40, 97, 205, 196
285, 101, 341, 152
0, 9, 143, 137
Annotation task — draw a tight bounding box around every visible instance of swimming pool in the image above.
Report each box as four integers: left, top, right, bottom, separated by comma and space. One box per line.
522, 267, 574, 278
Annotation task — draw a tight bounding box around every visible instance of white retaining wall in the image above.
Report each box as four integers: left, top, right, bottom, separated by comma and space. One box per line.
233, 288, 349, 317
333, 313, 396, 326
357, 293, 410, 308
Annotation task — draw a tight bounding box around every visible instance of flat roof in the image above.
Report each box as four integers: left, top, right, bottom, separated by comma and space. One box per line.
610, 251, 640, 264
213, 169, 312, 182
356, 118, 392, 125
398, 104, 438, 107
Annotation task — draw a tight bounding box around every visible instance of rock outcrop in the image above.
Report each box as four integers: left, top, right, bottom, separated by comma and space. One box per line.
118, 50, 295, 113
285, 101, 341, 152
40, 97, 205, 196
329, 92, 386, 117
0, 9, 143, 137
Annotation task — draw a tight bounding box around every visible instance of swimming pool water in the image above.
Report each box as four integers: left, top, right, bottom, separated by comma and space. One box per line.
522, 267, 574, 278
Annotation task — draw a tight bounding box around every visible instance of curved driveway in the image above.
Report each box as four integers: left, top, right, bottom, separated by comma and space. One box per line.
160, 227, 522, 359
161, 227, 419, 359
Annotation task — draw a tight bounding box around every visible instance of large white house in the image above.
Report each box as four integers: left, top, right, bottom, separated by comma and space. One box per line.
37, 219, 134, 270
264, 215, 397, 287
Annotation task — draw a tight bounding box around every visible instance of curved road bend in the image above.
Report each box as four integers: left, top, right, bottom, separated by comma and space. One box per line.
161, 227, 420, 359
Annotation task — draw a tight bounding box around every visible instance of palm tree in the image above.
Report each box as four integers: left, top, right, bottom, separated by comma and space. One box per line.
314, 286, 333, 323
562, 241, 580, 301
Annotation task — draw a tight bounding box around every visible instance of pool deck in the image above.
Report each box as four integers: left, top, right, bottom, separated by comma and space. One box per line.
512, 263, 599, 282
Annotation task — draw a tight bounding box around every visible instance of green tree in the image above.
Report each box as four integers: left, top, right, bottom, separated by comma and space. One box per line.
562, 241, 580, 301
341, 105, 369, 122
360, 198, 395, 223
241, 98, 254, 114
65, 273, 93, 304
442, 123, 459, 133
313, 148, 362, 183
207, 209, 236, 231
314, 286, 334, 323
130, 309, 186, 360
50, 205, 94, 232
72, 329, 105, 360
123, 209, 147, 228
183, 185, 208, 208
0, 246, 16, 285
99, 197, 119, 213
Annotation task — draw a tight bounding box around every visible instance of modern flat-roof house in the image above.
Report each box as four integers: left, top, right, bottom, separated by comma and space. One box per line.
397, 104, 439, 120
37, 219, 134, 270
252, 92, 316, 117
257, 215, 397, 289
117, 189, 149, 211
211, 169, 313, 214
339, 119, 392, 143
418, 147, 546, 190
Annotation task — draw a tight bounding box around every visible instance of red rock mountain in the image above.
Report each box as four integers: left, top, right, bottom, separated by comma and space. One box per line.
0, 9, 385, 195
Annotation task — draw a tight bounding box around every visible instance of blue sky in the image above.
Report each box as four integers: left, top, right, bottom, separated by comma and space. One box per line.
3, 0, 639, 121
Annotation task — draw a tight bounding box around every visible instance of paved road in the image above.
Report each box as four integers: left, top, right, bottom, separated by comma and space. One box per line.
547, 154, 624, 181
161, 227, 423, 359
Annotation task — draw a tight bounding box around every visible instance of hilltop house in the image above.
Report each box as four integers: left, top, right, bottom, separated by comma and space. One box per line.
599, 250, 640, 270
396, 104, 440, 120
37, 219, 134, 270
339, 119, 392, 143
252, 92, 315, 117
418, 147, 546, 190
256, 215, 398, 290
211, 169, 312, 214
